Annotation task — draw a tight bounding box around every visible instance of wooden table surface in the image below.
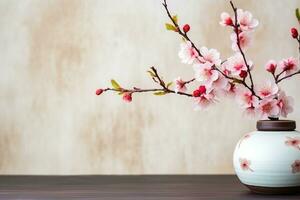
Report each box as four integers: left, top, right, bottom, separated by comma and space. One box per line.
0, 175, 299, 200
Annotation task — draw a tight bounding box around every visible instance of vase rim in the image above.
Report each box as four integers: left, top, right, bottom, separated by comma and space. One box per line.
256, 120, 296, 131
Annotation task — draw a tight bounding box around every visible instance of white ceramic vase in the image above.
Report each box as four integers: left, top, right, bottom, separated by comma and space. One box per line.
233, 120, 300, 194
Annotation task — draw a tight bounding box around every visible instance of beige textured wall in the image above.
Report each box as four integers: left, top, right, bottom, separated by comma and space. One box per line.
0, 0, 300, 174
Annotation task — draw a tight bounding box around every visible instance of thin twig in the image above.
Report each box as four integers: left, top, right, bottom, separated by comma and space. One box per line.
184, 78, 196, 85
275, 70, 286, 80
105, 67, 193, 97
298, 37, 300, 65
276, 70, 300, 84
162, 0, 203, 57
151, 66, 167, 89
275, 37, 300, 84
104, 87, 193, 97
230, 1, 259, 99
104, 88, 164, 93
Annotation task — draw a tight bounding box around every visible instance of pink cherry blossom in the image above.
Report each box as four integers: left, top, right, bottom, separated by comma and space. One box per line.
174, 77, 187, 93
277, 91, 294, 118
235, 87, 259, 118
265, 60, 277, 74
237, 9, 259, 31
231, 31, 252, 52
194, 89, 216, 110
285, 137, 300, 150
212, 75, 228, 91
224, 82, 237, 97
199, 47, 221, 66
224, 53, 253, 77
239, 158, 254, 172
278, 57, 298, 76
220, 12, 233, 26
178, 41, 199, 64
256, 81, 278, 99
291, 160, 300, 173
193, 62, 219, 87
257, 98, 280, 119
235, 87, 259, 109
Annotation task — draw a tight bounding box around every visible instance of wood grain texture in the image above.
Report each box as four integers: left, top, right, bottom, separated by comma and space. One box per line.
0, 175, 299, 200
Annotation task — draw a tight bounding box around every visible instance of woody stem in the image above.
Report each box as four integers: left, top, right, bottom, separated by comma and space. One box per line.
105, 67, 193, 97
230, 1, 260, 100
275, 36, 300, 83
163, 0, 260, 99
162, 0, 203, 57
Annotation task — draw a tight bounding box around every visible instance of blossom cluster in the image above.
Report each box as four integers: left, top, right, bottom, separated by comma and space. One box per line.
96, 0, 300, 120
175, 7, 298, 119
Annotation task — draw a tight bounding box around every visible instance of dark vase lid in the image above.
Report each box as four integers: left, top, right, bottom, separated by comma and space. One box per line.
257, 120, 296, 131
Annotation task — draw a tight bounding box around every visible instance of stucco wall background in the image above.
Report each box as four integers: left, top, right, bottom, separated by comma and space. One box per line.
0, 0, 300, 174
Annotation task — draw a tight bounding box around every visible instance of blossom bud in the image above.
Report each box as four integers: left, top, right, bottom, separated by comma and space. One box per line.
225, 17, 233, 26
123, 92, 132, 103
95, 89, 104, 95
193, 89, 201, 97
265, 60, 277, 74
198, 85, 206, 95
183, 24, 190, 33
291, 27, 298, 39
239, 70, 248, 78
193, 86, 206, 97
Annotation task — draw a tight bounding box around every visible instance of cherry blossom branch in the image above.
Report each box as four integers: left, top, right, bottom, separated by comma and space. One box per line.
103, 67, 193, 98
213, 65, 261, 99
163, 0, 261, 100
275, 37, 300, 84
229, 1, 262, 100
149, 67, 193, 97
230, 1, 255, 91
96, 1, 300, 120
104, 88, 164, 93
162, 0, 203, 57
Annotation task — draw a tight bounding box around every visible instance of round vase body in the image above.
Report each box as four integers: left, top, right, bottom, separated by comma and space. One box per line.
233, 120, 300, 194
